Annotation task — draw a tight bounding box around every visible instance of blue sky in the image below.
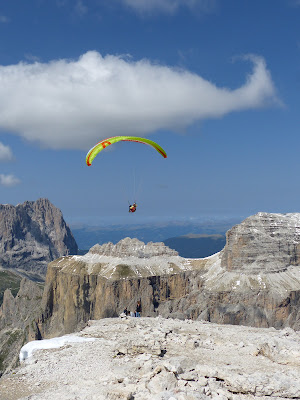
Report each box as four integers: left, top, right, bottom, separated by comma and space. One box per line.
0, 0, 299, 226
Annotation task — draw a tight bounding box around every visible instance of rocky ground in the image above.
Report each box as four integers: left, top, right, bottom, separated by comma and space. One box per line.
0, 317, 300, 400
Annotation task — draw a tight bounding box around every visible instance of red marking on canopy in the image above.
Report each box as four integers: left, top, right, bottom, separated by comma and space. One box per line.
87, 137, 166, 166
101, 140, 112, 149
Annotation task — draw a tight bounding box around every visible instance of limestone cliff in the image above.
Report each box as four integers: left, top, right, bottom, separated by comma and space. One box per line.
40, 213, 300, 337
221, 212, 300, 273
0, 279, 43, 375
0, 198, 78, 279
40, 238, 193, 335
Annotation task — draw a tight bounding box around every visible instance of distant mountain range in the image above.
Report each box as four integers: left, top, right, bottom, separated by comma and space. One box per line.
71, 219, 238, 257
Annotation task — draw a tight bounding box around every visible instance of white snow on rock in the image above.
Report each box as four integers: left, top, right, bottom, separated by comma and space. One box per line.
19, 335, 95, 362
54, 238, 194, 278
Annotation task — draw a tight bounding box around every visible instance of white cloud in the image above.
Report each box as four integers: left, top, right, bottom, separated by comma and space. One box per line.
0, 142, 13, 161
0, 15, 9, 23
24, 54, 41, 63
0, 51, 278, 151
121, 0, 217, 15
0, 174, 20, 187
74, 0, 88, 16
290, 0, 300, 7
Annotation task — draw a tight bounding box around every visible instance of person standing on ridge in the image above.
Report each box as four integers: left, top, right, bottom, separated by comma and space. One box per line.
136, 300, 142, 317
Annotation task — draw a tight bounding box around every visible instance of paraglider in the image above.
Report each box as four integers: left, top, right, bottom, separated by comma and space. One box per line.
129, 202, 137, 213
86, 136, 167, 213
86, 136, 167, 166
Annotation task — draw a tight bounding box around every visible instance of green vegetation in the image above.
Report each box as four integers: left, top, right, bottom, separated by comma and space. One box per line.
115, 264, 136, 279
0, 329, 23, 373
4, 330, 22, 347
0, 347, 8, 373
0, 270, 22, 305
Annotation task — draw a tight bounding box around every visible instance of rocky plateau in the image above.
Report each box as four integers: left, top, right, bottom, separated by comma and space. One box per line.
1, 316, 300, 400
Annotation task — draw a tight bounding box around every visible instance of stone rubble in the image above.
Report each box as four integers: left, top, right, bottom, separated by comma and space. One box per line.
0, 316, 299, 400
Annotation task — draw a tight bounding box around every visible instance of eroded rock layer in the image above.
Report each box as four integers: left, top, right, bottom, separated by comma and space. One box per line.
221, 212, 300, 273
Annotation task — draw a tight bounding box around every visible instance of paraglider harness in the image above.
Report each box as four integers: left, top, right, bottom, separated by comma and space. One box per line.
129, 202, 137, 213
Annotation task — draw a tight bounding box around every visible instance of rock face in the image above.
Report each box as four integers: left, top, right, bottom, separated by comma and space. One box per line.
1, 317, 300, 400
39, 213, 300, 337
0, 279, 43, 375
0, 198, 78, 278
221, 212, 300, 273
90, 238, 179, 258
40, 238, 193, 336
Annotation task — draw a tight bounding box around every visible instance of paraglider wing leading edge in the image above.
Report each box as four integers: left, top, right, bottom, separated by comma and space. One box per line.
86, 136, 167, 166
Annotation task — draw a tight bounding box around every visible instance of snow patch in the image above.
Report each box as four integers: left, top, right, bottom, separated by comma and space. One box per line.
20, 335, 95, 362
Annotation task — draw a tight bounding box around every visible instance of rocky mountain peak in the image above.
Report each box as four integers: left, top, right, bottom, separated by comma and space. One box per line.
51, 238, 187, 283
0, 198, 78, 278
221, 212, 300, 273
89, 237, 179, 258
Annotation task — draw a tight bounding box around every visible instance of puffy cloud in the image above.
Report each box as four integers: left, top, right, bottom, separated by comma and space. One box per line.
0, 174, 20, 187
0, 142, 13, 161
121, 0, 216, 15
0, 51, 278, 150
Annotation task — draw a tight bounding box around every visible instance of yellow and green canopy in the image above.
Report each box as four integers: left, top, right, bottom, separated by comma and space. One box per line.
86, 136, 167, 166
